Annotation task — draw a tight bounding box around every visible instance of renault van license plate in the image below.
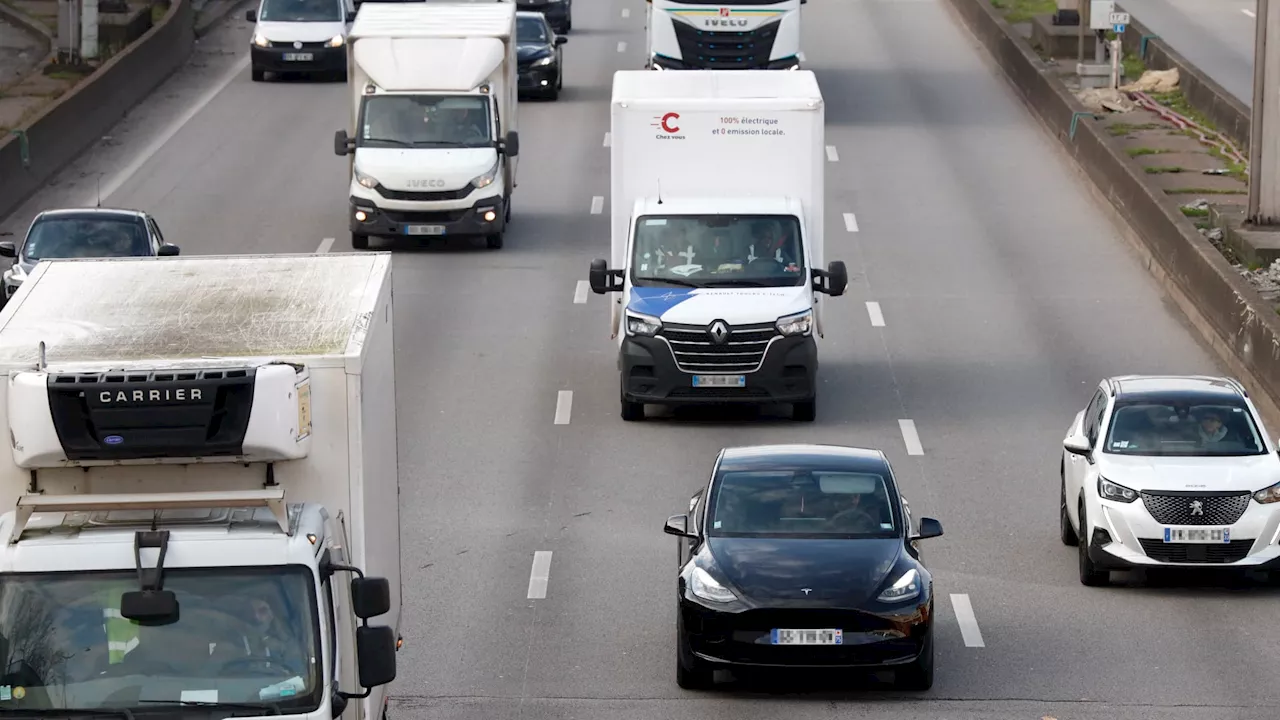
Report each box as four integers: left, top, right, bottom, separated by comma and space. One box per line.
693, 375, 745, 388
283, 52, 313, 61
404, 225, 445, 236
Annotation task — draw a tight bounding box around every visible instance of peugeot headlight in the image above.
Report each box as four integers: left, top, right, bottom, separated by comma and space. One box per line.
1098, 477, 1138, 503
470, 159, 500, 189
1254, 481, 1280, 504
354, 167, 379, 189
532, 55, 554, 67
625, 310, 661, 337
252, 33, 269, 47
689, 566, 735, 603
326, 35, 345, 47
776, 309, 812, 336
876, 568, 920, 603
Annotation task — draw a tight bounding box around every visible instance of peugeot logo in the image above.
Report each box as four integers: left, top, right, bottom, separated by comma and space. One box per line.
708, 320, 729, 344
800, 588, 812, 595
1189, 500, 1204, 516
293, 41, 302, 49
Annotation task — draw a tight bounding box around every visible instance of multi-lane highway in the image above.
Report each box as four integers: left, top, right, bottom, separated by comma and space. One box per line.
1120, 0, 1258, 105
6, 0, 1280, 717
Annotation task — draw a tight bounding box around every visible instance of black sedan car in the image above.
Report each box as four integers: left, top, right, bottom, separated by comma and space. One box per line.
664, 444, 943, 690
0, 208, 180, 304
515, 0, 570, 34
516, 11, 566, 100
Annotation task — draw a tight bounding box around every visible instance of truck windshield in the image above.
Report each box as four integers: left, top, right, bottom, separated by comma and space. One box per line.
0, 566, 322, 713
631, 214, 806, 288
358, 95, 492, 149
659, 0, 794, 5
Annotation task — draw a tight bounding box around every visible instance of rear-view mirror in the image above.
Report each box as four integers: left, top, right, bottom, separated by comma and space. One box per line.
664, 514, 692, 537
351, 576, 391, 619
0, 242, 15, 258
914, 517, 943, 540
345, 10, 356, 21
554, 36, 567, 45
589, 259, 610, 294
245, 9, 256, 22
505, 131, 520, 157
1063, 435, 1091, 456
355, 625, 397, 688
120, 589, 179, 623
334, 130, 351, 156
158, 243, 180, 256
825, 261, 848, 296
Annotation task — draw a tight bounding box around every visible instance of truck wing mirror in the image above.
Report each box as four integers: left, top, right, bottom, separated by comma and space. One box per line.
811, 261, 848, 296
0, 242, 15, 258
355, 625, 397, 688
334, 130, 353, 157
245, 9, 256, 21
351, 576, 391, 619
120, 589, 179, 623
589, 259, 623, 294
504, 131, 520, 157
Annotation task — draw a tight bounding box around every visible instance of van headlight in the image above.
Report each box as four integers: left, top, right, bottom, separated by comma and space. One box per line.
625, 310, 661, 337
776, 309, 811, 336
470, 159, 500, 189
252, 33, 270, 47
326, 35, 344, 47
354, 168, 379, 189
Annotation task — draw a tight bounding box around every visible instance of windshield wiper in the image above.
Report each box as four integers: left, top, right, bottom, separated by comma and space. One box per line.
699, 279, 777, 287
137, 701, 279, 717
636, 277, 698, 288
361, 137, 410, 147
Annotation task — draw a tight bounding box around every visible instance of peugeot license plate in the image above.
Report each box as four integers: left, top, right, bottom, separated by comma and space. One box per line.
771, 629, 842, 645
404, 225, 446, 236
1164, 527, 1230, 543
692, 375, 745, 388
282, 52, 313, 61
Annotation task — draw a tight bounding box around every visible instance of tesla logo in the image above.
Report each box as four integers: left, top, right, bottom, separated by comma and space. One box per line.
708, 320, 729, 343
719, 7, 730, 15
800, 588, 812, 595
1189, 500, 1204, 516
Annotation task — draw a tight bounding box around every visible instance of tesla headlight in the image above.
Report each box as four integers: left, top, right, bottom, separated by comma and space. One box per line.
470, 159, 500, 189
1254, 481, 1280, 504
252, 33, 269, 47
625, 310, 661, 337
876, 568, 920, 604
776, 309, 812, 336
1098, 477, 1138, 503
354, 167, 379, 189
326, 34, 345, 47
689, 566, 735, 603
532, 55, 554, 67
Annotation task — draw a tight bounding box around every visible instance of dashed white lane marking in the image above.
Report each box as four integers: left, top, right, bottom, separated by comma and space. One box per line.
843, 212, 859, 232
527, 551, 553, 599
950, 594, 985, 647
798, 51, 806, 62
1243, 8, 1256, 17
618, 41, 627, 52
92, 53, 251, 205
825, 145, 839, 162
866, 301, 885, 327
554, 391, 574, 425
574, 280, 589, 304
622, 7, 631, 17
316, 237, 334, 253
898, 419, 924, 456
603, 131, 612, 147
590, 196, 604, 214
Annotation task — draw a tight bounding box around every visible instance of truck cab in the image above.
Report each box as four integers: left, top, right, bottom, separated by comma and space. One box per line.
644, 0, 804, 71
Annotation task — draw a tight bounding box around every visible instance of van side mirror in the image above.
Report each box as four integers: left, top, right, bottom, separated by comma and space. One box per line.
0, 242, 15, 258
913, 517, 943, 540
354, 626, 397, 688
157, 243, 180, 256
351, 576, 391, 618
334, 130, 353, 156
554, 36, 567, 45
245, 9, 256, 21
346, 10, 356, 21
589, 259, 623, 294
664, 514, 693, 537
812, 261, 847, 296
504, 131, 519, 156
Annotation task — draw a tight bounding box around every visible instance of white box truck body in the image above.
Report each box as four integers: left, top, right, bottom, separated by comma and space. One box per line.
336, 1, 520, 250
589, 70, 847, 421
0, 254, 401, 720
645, 0, 802, 71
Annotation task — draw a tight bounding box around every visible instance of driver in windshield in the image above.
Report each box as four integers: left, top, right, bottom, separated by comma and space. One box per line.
451, 107, 487, 144
826, 492, 879, 533
1196, 411, 1238, 445
211, 597, 303, 674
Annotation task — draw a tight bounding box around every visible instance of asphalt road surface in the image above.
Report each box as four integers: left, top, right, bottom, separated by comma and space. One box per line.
1119, 0, 1258, 106
5, 0, 1280, 718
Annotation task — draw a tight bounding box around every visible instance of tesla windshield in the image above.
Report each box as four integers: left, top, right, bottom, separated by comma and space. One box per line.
0, 567, 322, 712
1104, 397, 1266, 456
630, 214, 806, 288
359, 95, 492, 149
708, 470, 898, 538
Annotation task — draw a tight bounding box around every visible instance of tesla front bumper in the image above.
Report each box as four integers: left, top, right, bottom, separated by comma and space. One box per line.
1085, 491, 1280, 568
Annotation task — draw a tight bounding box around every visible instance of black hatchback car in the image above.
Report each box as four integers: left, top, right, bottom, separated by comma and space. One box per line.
516, 11, 566, 100
0, 208, 179, 304
664, 444, 944, 690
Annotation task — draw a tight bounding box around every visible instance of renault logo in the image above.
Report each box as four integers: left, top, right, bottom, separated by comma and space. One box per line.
708, 320, 729, 344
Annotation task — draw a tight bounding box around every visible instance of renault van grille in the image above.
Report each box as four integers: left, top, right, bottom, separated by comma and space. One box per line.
658, 321, 777, 373
672, 19, 779, 70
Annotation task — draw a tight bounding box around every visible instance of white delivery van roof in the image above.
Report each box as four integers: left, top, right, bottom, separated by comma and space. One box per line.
350, 2, 515, 92
351, 1, 516, 39
0, 253, 392, 369
611, 69, 822, 108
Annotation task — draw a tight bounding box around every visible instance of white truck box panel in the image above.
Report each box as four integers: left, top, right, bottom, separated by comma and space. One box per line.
353, 38, 504, 92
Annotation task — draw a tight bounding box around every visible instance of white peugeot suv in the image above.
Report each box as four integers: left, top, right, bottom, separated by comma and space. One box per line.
1060, 375, 1280, 586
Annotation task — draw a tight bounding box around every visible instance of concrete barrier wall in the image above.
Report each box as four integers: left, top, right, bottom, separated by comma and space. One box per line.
942, 0, 1280, 410
1115, 6, 1251, 150
0, 0, 195, 221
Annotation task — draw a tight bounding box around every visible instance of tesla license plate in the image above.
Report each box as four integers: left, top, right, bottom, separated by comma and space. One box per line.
771, 629, 843, 645
282, 52, 313, 61
1164, 527, 1230, 543
692, 375, 745, 388
404, 225, 446, 236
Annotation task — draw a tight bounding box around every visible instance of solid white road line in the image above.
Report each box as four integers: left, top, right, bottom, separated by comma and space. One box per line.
91, 53, 251, 205
554, 391, 574, 425
316, 238, 334, 254
603, 132, 612, 147
573, 280, 589, 304
898, 419, 924, 455
590, 196, 604, 214
825, 145, 839, 162
527, 551, 553, 599
618, 41, 628, 52
950, 594, 986, 647
843, 212, 859, 232
1243, 8, 1256, 17
866, 301, 885, 327
622, 7, 631, 17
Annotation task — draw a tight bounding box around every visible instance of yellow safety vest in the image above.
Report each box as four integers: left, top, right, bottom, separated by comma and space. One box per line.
99, 584, 140, 664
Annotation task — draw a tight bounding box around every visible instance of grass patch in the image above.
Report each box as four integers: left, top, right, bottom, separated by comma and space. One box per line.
989, 0, 1055, 23
1150, 90, 1218, 131
1122, 53, 1147, 81
44, 70, 86, 82
1181, 206, 1210, 217
1106, 121, 1163, 136
151, 0, 171, 24
1206, 144, 1248, 182
1127, 147, 1172, 156
1145, 166, 1185, 173
1165, 187, 1247, 195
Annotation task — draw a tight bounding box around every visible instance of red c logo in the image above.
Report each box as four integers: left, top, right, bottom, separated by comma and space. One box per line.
660, 112, 680, 133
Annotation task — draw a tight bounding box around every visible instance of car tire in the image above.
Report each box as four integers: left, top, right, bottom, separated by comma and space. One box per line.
1077, 503, 1110, 586
676, 628, 713, 690
351, 233, 369, 250
546, 83, 559, 101
895, 626, 934, 691
792, 397, 816, 422
621, 386, 644, 421
485, 233, 504, 249
251, 65, 265, 82
1060, 471, 1078, 547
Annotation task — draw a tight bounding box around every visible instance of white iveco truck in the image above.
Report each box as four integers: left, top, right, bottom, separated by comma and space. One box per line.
589, 70, 847, 422
0, 253, 401, 720
335, 1, 520, 250
645, 0, 803, 71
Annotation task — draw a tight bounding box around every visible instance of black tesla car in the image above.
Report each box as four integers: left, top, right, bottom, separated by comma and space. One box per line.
664, 444, 944, 690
